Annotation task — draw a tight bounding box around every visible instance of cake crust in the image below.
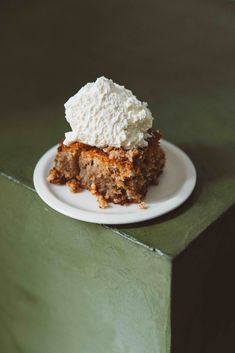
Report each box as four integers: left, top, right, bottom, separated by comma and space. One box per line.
48, 130, 165, 208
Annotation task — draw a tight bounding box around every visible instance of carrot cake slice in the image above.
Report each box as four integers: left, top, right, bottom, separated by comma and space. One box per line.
48, 77, 165, 208
48, 129, 165, 208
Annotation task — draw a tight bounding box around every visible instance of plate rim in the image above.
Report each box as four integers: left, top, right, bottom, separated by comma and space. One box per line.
33, 139, 197, 225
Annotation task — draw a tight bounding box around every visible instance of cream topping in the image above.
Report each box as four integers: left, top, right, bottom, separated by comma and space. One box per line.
64, 76, 153, 149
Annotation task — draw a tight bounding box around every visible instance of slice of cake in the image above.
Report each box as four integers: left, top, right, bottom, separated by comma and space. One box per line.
48, 129, 165, 208
48, 77, 165, 208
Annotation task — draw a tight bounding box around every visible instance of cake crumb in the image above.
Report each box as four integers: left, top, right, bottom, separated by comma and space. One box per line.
66, 179, 81, 193
96, 194, 109, 209
47, 168, 65, 184
138, 202, 148, 209
90, 182, 97, 195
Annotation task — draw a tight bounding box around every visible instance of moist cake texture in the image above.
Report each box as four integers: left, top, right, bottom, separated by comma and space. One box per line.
48, 129, 165, 208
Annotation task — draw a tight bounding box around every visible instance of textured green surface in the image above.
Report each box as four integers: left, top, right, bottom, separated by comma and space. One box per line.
0, 0, 235, 257
0, 176, 171, 353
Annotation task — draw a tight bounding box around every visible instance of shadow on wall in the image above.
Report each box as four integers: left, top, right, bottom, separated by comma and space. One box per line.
171, 204, 235, 353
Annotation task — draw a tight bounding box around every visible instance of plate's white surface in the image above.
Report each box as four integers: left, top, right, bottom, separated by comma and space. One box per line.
33, 140, 196, 225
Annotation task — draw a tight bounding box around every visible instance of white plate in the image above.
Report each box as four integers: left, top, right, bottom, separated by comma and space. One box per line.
33, 140, 196, 225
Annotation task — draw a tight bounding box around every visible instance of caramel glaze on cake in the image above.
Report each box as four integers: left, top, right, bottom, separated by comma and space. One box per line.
47, 129, 165, 208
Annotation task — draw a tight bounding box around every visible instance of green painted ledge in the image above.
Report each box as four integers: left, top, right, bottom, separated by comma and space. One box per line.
0, 176, 171, 353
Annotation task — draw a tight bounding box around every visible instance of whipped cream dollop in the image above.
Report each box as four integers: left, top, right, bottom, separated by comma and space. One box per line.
64, 76, 154, 149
